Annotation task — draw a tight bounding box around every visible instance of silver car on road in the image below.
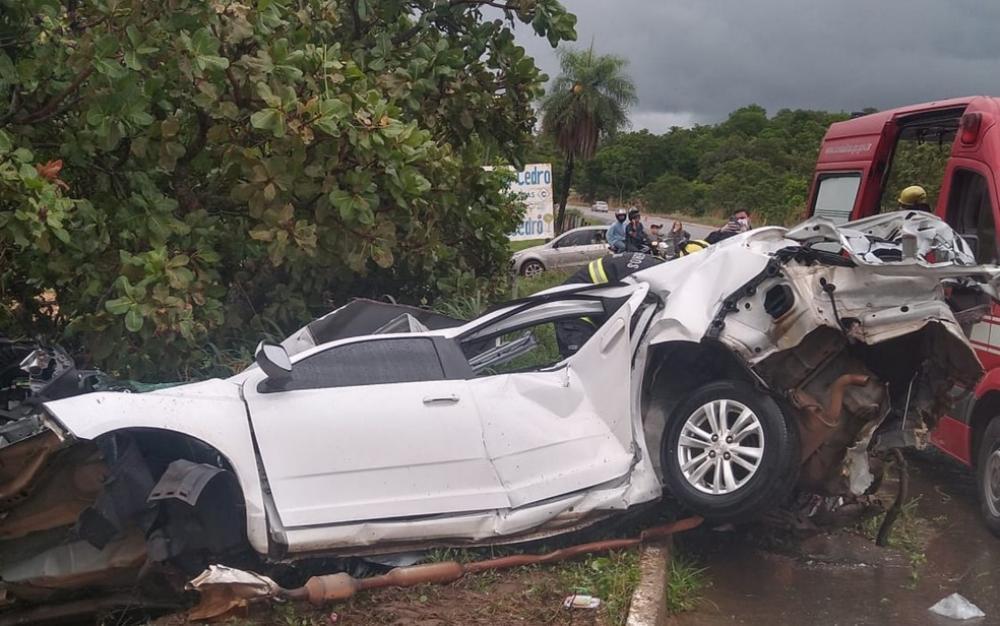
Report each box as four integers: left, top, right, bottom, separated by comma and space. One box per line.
511, 225, 609, 277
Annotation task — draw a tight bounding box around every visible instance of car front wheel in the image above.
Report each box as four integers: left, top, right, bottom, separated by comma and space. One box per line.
521, 260, 545, 278
662, 381, 799, 523
977, 416, 1000, 537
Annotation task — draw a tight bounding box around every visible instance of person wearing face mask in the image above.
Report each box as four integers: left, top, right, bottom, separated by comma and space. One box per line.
606, 208, 628, 252
706, 209, 752, 244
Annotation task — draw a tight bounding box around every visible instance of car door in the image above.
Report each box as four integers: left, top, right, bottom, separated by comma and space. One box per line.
458, 284, 649, 508
549, 231, 592, 268
242, 335, 508, 528
580, 229, 609, 262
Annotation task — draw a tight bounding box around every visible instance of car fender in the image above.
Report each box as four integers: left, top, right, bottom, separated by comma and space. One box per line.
517, 254, 545, 271
42, 379, 269, 555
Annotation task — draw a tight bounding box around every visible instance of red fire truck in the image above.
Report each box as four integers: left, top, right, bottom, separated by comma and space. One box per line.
808, 96, 1000, 535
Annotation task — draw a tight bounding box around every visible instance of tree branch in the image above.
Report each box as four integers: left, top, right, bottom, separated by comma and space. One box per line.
17, 64, 94, 124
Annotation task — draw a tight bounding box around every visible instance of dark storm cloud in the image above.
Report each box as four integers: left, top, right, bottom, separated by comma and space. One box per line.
514, 0, 1000, 131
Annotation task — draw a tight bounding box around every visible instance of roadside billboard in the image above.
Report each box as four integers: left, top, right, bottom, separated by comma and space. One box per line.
506, 163, 555, 241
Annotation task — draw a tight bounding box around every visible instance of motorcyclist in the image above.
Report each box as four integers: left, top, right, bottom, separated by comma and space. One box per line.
556, 251, 664, 357
606, 208, 627, 252
625, 208, 651, 252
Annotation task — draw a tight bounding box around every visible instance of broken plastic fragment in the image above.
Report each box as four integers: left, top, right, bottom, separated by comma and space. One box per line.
563, 594, 601, 609
928, 593, 986, 620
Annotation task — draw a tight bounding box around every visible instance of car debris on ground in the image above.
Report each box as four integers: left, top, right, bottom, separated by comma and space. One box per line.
929, 593, 986, 621
0, 212, 997, 621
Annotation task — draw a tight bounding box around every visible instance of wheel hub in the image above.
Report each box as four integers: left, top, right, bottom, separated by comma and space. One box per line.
676, 399, 765, 495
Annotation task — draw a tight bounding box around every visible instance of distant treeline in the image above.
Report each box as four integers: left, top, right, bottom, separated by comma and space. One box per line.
531, 105, 854, 225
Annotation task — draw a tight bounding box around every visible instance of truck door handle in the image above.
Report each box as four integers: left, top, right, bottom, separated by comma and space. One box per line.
423, 394, 460, 405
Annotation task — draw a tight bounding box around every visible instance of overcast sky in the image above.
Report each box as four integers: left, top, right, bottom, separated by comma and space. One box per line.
513, 0, 1000, 132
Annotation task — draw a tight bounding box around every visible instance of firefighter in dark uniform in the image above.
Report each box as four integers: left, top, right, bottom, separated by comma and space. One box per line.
555, 252, 664, 358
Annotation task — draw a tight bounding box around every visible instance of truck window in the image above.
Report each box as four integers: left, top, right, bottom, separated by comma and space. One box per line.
878, 129, 953, 213
946, 169, 998, 264
813, 174, 861, 224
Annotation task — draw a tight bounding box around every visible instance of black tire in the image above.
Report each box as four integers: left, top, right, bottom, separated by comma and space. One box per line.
976, 416, 1000, 538
661, 380, 799, 523
520, 260, 545, 278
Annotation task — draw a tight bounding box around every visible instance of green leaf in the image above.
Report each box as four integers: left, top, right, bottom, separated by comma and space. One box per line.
256, 82, 282, 108
125, 308, 144, 332
250, 108, 286, 137
105, 297, 132, 315
0, 130, 11, 153
12, 148, 33, 163
196, 55, 230, 71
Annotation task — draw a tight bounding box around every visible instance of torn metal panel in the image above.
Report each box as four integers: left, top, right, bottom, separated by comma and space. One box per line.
42, 379, 270, 554
0, 531, 146, 589
186, 564, 282, 621
76, 433, 156, 550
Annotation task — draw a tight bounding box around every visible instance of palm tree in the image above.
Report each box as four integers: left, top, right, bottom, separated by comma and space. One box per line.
540, 46, 637, 233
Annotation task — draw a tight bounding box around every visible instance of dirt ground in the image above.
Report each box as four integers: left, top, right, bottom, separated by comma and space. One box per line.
669, 450, 998, 626
203, 563, 622, 626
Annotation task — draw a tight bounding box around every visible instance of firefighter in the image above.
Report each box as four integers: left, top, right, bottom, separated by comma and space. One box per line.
555, 252, 664, 357
898, 185, 932, 212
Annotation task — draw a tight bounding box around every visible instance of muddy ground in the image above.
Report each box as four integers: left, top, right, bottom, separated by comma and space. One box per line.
670, 451, 997, 626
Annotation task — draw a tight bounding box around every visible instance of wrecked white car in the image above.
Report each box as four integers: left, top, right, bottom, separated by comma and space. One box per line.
0, 212, 996, 614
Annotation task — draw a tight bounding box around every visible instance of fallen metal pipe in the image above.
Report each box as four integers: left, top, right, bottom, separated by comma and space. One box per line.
288, 515, 703, 605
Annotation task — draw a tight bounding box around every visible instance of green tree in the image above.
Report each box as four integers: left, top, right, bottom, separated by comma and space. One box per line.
0, 0, 576, 379
539, 45, 636, 233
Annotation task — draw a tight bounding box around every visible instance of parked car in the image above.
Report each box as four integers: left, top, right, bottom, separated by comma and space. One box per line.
808, 96, 1000, 536
0, 213, 997, 616
510, 225, 608, 277
593, 201, 609, 212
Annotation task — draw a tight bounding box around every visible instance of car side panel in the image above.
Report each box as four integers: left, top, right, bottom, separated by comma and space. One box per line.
42, 380, 269, 554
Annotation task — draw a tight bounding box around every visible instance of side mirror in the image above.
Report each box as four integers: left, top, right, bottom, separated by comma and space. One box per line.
255, 340, 292, 381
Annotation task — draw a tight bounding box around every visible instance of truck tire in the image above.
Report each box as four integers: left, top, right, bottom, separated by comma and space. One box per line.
977, 416, 1000, 538
661, 381, 799, 523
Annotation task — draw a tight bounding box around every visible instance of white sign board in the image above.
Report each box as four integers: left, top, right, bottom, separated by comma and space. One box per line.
506, 163, 555, 241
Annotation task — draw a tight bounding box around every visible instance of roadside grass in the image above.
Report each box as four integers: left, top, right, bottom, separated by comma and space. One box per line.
857, 496, 929, 588
665, 551, 710, 614
511, 238, 546, 252
557, 550, 640, 625
414, 547, 640, 625
511, 268, 573, 299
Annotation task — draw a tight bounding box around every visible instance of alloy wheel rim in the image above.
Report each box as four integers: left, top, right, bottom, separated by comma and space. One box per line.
677, 399, 765, 495
524, 263, 543, 277
987, 449, 1000, 518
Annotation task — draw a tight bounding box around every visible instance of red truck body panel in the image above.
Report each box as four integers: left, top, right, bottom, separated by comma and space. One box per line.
810, 96, 1000, 467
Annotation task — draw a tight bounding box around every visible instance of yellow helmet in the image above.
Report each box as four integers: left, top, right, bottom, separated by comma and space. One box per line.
679, 239, 710, 256
897, 185, 927, 207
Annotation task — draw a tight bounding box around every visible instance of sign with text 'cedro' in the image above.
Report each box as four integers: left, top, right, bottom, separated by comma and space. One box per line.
487, 163, 555, 241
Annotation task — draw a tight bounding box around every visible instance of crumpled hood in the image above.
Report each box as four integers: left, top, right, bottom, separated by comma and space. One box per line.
632, 211, 1000, 352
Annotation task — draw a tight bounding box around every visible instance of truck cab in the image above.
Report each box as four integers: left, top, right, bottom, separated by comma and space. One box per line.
808, 95, 1000, 535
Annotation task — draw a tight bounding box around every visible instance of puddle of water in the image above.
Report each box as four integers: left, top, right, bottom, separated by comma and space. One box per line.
669, 452, 997, 626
